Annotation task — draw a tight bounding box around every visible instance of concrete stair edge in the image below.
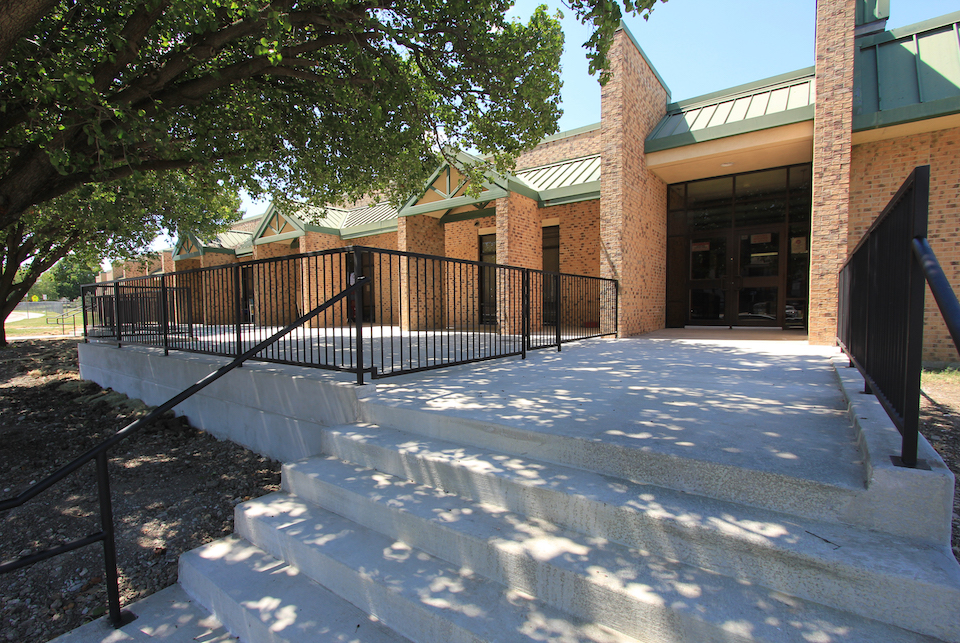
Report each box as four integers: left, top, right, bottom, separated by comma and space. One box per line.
357, 394, 875, 528
230, 494, 644, 643
294, 437, 960, 642
241, 490, 947, 643
178, 536, 411, 643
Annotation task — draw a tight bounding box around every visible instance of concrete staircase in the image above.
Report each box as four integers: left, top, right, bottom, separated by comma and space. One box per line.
178, 416, 960, 643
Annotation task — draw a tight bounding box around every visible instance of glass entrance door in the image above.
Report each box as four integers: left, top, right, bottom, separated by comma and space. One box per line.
735, 229, 783, 325
688, 226, 785, 327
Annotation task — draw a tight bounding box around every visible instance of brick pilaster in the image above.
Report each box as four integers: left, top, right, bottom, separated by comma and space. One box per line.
600, 28, 668, 337
809, 0, 856, 344
398, 215, 445, 330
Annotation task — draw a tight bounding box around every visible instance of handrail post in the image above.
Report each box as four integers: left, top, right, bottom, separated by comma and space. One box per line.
81, 286, 89, 343
113, 282, 122, 346
95, 451, 133, 627
555, 273, 562, 352
521, 270, 529, 359
234, 264, 243, 365
353, 247, 365, 385
160, 276, 170, 357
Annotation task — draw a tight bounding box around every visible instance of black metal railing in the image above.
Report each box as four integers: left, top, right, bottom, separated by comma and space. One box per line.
0, 279, 368, 626
81, 246, 618, 383
838, 165, 960, 467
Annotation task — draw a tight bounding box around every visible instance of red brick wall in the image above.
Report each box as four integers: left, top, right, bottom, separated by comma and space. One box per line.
444, 216, 496, 329
515, 127, 601, 170
398, 215, 445, 330
600, 29, 668, 336
198, 252, 239, 324
551, 200, 600, 278
298, 230, 399, 327
496, 193, 541, 333
809, 0, 856, 344
252, 239, 301, 326
850, 128, 960, 362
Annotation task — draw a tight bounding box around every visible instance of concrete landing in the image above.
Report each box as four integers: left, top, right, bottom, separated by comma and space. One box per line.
362, 329, 859, 487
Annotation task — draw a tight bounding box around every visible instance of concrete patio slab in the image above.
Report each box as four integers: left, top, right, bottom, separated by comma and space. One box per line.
361, 329, 860, 488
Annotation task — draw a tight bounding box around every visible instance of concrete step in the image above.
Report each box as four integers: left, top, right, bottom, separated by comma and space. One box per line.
179, 535, 411, 643
301, 425, 960, 642
241, 488, 943, 643
233, 492, 641, 643
357, 385, 868, 529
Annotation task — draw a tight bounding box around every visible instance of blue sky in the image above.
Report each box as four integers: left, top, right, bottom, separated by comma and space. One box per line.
239, 0, 959, 217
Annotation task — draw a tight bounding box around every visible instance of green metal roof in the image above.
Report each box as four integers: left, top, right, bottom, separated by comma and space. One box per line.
645, 68, 816, 153
514, 154, 601, 205
854, 11, 960, 131
857, 0, 890, 26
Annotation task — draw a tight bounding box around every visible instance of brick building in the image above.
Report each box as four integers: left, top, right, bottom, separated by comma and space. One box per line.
170, 0, 960, 360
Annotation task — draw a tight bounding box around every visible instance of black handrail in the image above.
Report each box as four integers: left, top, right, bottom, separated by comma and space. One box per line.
913, 237, 960, 349
82, 246, 619, 380
838, 165, 960, 467
0, 277, 368, 627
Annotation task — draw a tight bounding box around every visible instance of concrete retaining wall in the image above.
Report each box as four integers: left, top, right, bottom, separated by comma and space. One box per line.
77, 342, 360, 463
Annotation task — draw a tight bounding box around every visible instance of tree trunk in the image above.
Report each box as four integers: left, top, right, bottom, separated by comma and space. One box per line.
0, 0, 57, 64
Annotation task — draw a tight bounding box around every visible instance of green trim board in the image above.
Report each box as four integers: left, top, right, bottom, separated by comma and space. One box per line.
645, 105, 815, 153
541, 191, 600, 208
253, 230, 302, 245
856, 10, 960, 47
438, 208, 497, 224
854, 95, 960, 131
537, 122, 601, 145
856, 0, 890, 26
400, 187, 511, 217
538, 181, 601, 205
617, 22, 671, 100
339, 220, 398, 240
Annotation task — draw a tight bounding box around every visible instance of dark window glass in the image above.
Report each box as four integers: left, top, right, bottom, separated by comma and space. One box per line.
788, 165, 812, 227
690, 289, 725, 321
480, 234, 496, 263
735, 168, 788, 227
542, 226, 559, 273
686, 177, 733, 230
738, 287, 778, 321
740, 232, 779, 278
690, 238, 726, 280
668, 184, 685, 211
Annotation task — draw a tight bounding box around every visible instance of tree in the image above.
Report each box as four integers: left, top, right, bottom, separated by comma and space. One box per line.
0, 0, 663, 223
49, 254, 99, 300
0, 0, 664, 343
0, 168, 238, 344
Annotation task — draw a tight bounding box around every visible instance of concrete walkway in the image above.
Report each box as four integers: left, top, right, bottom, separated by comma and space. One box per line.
363, 328, 861, 490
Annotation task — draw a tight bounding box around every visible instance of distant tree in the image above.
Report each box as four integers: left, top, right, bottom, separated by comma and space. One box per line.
0, 168, 238, 344
49, 254, 99, 300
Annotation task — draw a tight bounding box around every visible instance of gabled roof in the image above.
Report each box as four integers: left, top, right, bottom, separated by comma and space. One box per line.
854, 11, 960, 131
251, 200, 400, 245
172, 228, 253, 260
514, 155, 601, 206
645, 68, 816, 153
399, 150, 600, 217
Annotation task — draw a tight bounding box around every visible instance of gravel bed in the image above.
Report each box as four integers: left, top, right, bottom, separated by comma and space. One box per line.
0, 339, 280, 642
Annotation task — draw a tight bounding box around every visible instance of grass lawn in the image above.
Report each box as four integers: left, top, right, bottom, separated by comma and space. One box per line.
5, 310, 83, 337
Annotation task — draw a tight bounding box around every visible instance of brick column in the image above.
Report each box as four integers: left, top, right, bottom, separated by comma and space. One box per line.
398, 215, 445, 330
496, 193, 541, 334
809, 0, 856, 344
600, 28, 668, 337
